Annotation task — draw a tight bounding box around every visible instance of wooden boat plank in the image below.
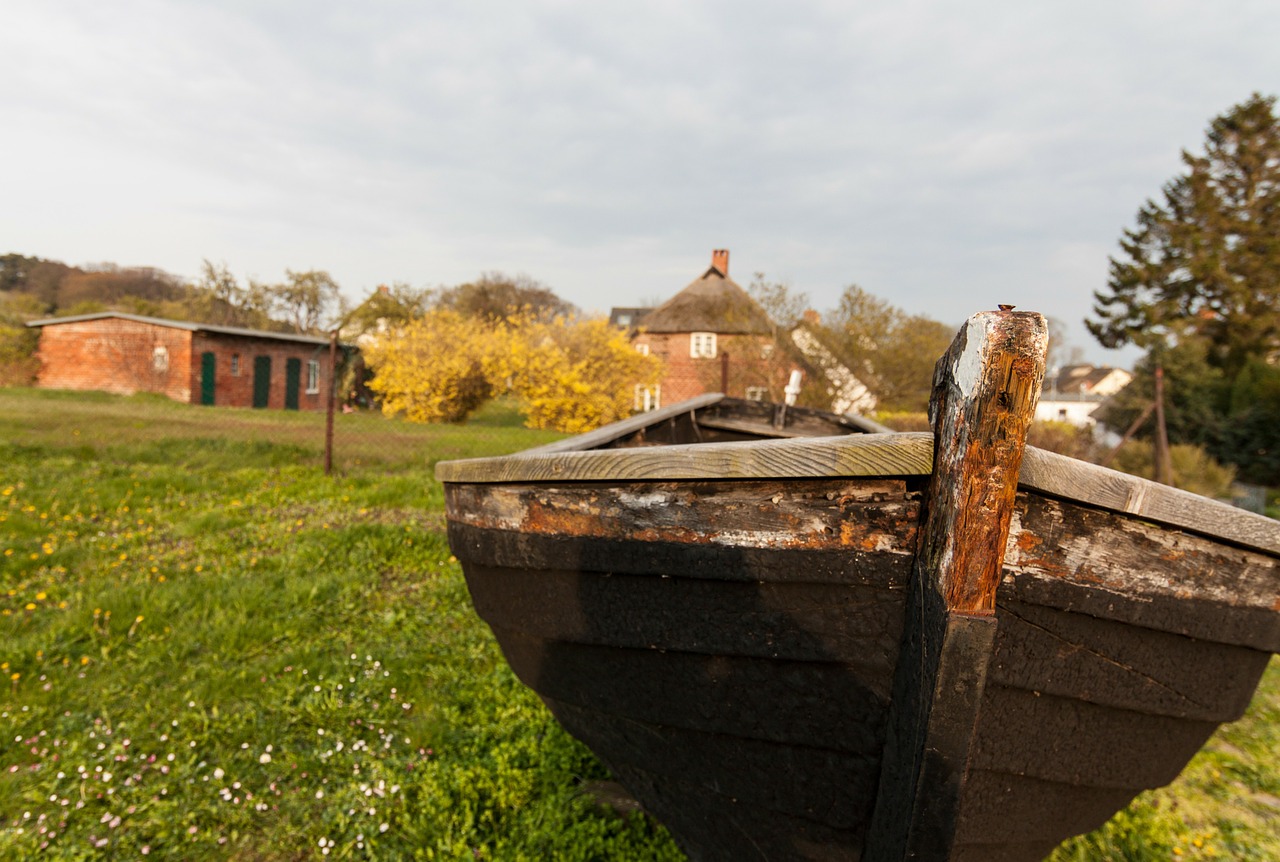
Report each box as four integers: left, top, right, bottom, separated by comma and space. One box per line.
691, 415, 830, 438
436, 431, 936, 485
447, 474, 1279, 648
991, 600, 1273, 720
464, 563, 905, 665
950, 840, 1064, 862
1020, 446, 1280, 555
1006, 493, 1280, 651
549, 700, 881, 832
970, 684, 1220, 789
520, 392, 726, 455
448, 520, 915, 587
446, 477, 920, 553
955, 769, 1141, 845
610, 763, 864, 862
438, 436, 1280, 558
495, 629, 891, 753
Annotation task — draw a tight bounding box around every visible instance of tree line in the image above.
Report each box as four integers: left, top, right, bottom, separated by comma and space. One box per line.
0, 257, 346, 382
0, 249, 963, 431
6, 91, 1276, 484
1088, 92, 1280, 486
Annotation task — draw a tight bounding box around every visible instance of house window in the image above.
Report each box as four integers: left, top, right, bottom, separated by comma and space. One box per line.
152, 345, 169, 372
231, 354, 241, 376
761, 343, 775, 360
306, 360, 321, 394
690, 332, 717, 358
634, 385, 661, 412
746, 386, 768, 402
635, 343, 650, 356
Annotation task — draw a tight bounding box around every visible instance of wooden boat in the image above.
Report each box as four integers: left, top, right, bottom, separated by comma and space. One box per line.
437, 311, 1280, 861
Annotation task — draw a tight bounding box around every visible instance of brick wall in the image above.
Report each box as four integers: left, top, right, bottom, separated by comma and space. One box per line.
191, 333, 331, 411
34, 319, 195, 402
32, 319, 333, 411
635, 331, 802, 406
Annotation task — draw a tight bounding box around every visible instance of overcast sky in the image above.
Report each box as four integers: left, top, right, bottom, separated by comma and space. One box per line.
3, 1, 1276, 365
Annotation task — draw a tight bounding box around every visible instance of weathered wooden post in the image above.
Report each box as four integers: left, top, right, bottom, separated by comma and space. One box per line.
1153, 365, 1173, 486
865, 308, 1047, 861
324, 330, 337, 476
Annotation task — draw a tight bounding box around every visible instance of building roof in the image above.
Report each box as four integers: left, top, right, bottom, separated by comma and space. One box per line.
641, 257, 774, 335
1053, 364, 1132, 396
27, 312, 335, 347
608, 307, 653, 329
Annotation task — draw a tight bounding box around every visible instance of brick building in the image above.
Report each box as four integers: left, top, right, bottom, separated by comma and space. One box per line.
27, 312, 336, 410
627, 250, 794, 407
617, 251, 876, 413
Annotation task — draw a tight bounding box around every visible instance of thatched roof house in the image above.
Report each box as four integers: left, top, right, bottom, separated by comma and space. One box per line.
639, 250, 774, 336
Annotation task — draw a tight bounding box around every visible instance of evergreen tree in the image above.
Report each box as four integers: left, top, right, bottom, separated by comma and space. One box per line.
1087, 93, 1280, 381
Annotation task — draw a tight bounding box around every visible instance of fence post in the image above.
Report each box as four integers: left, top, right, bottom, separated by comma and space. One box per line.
324, 331, 337, 476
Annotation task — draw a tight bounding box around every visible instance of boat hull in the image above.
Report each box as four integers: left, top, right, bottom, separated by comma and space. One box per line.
446, 471, 1276, 860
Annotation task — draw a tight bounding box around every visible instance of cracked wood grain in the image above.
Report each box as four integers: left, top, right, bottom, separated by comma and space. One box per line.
866, 309, 1048, 862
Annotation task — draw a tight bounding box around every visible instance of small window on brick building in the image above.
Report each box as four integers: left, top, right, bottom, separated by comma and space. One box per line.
306, 360, 321, 394
635, 343, 649, 356
761, 343, 775, 359
231, 354, 241, 376
690, 332, 716, 358
634, 385, 660, 412
746, 386, 768, 402
152, 345, 169, 372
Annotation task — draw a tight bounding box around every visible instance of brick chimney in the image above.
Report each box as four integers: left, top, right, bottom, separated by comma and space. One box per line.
711, 249, 729, 276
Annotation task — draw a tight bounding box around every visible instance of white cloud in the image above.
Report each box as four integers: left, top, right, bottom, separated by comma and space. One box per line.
2, 0, 1277, 365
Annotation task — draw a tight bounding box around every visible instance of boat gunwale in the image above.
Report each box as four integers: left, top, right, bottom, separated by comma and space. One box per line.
436, 431, 1280, 557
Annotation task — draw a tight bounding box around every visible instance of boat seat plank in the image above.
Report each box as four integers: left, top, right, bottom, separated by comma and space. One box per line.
519, 392, 726, 455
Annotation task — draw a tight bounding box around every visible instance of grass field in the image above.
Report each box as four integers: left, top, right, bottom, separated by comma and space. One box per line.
1, 387, 1277, 860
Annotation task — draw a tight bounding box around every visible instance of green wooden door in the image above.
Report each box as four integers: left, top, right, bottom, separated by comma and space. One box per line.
252, 356, 271, 408
285, 358, 301, 410
200, 352, 216, 405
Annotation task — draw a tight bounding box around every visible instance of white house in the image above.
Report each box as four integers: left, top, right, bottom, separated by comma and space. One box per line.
1034, 364, 1133, 428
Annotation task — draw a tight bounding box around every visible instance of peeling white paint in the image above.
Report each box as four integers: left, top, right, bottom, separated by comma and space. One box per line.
951, 316, 990, 401
615, 490, 675, 508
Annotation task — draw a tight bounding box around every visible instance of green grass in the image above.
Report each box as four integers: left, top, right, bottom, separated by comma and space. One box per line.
0, 388, 676, 860
1, 387, 1278, 860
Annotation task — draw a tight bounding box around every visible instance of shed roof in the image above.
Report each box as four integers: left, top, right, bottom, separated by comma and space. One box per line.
641, 266, 775, 335
27, 312, 335, 347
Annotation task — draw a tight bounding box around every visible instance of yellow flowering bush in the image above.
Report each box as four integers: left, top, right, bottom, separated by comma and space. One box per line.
365, 311, 663, 432
496, 317, 663, 433
363, 309, 499, 423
